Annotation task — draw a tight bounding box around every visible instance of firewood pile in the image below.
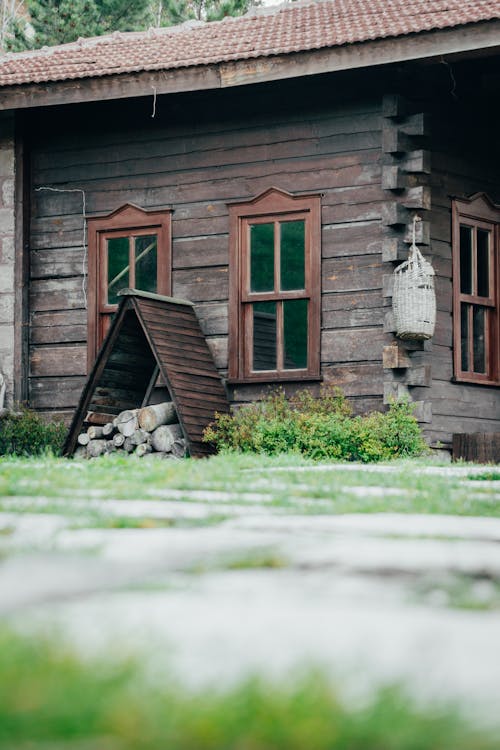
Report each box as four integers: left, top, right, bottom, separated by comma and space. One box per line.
75, 402, 187, 459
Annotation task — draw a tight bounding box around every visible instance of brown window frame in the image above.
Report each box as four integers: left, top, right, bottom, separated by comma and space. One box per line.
228, 187, 321, 383
452, 193, 499, 386
87, 203, 172, 368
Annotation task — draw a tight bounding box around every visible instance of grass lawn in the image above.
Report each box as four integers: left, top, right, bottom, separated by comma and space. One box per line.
0, 452, 498, 518
0, 627, 499, 750
1, 452, 499, 749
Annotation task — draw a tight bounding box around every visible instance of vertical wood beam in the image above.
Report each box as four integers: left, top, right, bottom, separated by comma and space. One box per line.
14, 113, 30, 404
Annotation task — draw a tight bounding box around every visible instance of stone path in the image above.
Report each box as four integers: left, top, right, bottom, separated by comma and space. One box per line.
1, 461, 499, 723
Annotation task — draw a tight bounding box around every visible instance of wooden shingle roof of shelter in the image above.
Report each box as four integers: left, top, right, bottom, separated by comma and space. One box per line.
64, 290, 230, 459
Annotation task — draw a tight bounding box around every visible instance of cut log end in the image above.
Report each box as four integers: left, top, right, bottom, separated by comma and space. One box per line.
138, 401, 178, 432
135, 442, 153, 457
151, 423, 182, 453
86, 439, 107, 458
116, 409, 139, 437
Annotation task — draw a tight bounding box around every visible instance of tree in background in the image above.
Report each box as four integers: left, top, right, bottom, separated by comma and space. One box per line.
3, 0, 258, 51
156, 0, 254, 24
0, 0, 26, 49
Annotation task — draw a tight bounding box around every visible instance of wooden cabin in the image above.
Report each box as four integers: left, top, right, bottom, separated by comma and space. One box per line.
0, 0, 499, 456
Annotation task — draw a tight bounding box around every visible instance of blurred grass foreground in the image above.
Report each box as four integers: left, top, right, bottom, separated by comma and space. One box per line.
0, 629, 498, 750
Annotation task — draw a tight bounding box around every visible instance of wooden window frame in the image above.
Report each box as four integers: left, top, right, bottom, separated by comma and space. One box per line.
452, 193, 499, 386
228, 187, 321, 383
87, 203, 172, 368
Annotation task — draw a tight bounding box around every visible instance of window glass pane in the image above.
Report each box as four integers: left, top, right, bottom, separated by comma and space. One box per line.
473, 306, 486, 374
283, 299, 308, 369
107, 237, 129, 305
135, 235, 157, 293
250, 223, 274, 293
252, 301, 276, 371
280, 220, 305, 291
476, 229, 490, 298
459, 225, 472, 295
461, 303, 469, 372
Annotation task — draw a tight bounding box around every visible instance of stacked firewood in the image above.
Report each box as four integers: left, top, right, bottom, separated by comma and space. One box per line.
75, 402, 187, 459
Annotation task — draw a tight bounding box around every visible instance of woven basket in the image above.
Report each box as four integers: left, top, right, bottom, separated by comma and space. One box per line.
393, 244, 436, 340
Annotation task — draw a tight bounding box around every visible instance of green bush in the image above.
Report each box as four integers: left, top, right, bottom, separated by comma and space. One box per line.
203, 387, 427, 462
0, 407, 66, 457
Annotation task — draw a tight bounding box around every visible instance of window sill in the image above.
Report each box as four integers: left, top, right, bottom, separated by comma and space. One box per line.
452, 376, 499, 387
226, 374, 322, 385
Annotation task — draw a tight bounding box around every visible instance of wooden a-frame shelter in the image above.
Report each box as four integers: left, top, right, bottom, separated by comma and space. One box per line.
63, 290, 230, 458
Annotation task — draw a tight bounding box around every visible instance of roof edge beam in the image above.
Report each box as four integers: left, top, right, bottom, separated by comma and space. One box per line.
1, 20, 499, 111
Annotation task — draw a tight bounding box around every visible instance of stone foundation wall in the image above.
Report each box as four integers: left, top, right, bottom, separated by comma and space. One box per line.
0, 114, 15, 409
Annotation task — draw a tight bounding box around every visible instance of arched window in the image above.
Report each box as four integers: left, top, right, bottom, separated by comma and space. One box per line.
452, 193, 499, 385
228, 188, 321, 382
87, 204, 171, 367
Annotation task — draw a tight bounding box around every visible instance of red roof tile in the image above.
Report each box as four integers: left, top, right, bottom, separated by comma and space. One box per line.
0, 0, 499, 87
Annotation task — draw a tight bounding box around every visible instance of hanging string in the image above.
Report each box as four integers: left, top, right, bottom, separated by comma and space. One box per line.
151, 86, 157, 118
411, 213, 421, 250
35, 186, 87, 308
440, 56, 458, 100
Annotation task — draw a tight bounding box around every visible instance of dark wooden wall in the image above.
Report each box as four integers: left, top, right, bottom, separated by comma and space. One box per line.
412, 59, 500, 447
27, 71, 387, 422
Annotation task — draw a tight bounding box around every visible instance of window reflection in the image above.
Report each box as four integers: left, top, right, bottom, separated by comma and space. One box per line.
281, 220, 305, 291
253, 302, 277, 370
107, 237, 129, 304
250, 223, 274, 293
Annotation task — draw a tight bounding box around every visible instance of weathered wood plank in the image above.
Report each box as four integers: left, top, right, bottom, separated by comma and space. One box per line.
322, 255, 383, 293
322, 306, 384, 329
173, 235, 227, 270
321, 220, 383, 258
195, 303, 228, 336
322, 362, 383, 396
322, 289, 382, 313
172, 267, 229, 302
205, 337, 227, 370
30, 246, 85, 279
321, 328, 387, 363
422, 381, 500, 416
31, 309, 87, 344
30, 277, 86, 312
29, 376, 86, 409
32, 151, 381, 220
29, 344, 86, 377
34, 107, 381, 172
34, 129, 381, 186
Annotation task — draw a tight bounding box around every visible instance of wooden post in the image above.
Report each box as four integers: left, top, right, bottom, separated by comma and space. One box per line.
453, 433, 500, 464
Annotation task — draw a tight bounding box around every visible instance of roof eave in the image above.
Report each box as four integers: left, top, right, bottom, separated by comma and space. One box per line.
1, 19, 499, 111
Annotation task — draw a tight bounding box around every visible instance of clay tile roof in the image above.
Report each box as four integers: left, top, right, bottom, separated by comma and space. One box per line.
0, 0, 499, 87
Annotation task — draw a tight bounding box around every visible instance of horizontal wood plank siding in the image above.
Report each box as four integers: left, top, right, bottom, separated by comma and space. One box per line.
424, 86, 500, 442
28, 74, 385, 417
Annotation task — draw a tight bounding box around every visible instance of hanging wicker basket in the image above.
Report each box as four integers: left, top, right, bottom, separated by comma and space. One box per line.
393, 243, 436, 341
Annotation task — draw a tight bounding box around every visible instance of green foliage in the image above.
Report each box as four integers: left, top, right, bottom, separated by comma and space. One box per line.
0, 627, 497, 749
6, 0, 257, 51
6, 0, 153, 50
203, 387, 427, 462
158, 0, 254, 24
0, 408, 66, 457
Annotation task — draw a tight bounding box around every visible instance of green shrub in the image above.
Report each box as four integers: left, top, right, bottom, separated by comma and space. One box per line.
203, 387, 427, 462
0, 407, 66, 457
